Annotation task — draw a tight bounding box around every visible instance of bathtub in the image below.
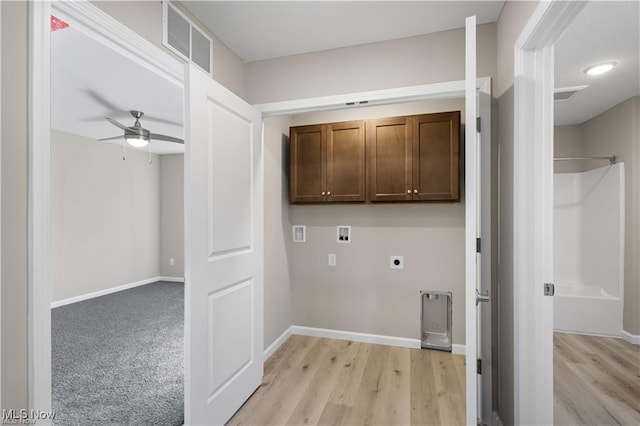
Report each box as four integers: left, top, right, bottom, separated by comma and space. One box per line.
553, 282, 623, 336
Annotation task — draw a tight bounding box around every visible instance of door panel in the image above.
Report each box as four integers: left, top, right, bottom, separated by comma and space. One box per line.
327, 121, 365, 202
290, 125, 325, 203
367, 117, 412, 201
413, 112, 460, 201
185, 64, 263, 425
207, 101, 252, 255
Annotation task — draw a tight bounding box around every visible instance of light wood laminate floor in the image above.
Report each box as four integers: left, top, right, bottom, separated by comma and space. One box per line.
229, 335, 466, 426
554, 332, 640, 425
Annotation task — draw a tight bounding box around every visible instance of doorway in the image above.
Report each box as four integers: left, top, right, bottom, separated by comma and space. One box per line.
551, 1, 639, 423
49, 6, 186, 423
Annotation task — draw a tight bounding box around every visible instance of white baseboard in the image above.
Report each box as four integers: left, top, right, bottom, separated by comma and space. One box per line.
51, 276, 183, 308
158, 276, 185, 283
263, 326, 293, 361
494, 411, 504, 426
291, 325, 465, 355
622, 330, 640, 345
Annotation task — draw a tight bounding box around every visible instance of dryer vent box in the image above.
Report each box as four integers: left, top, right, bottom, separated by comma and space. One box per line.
420, 291, 452, 352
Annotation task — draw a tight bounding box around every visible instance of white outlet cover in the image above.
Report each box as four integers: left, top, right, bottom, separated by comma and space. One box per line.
328, 253, 336, 266
390, 255, 404, 269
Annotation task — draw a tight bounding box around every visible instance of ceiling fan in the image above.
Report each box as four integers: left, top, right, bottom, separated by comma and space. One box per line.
99, 110, 184, 148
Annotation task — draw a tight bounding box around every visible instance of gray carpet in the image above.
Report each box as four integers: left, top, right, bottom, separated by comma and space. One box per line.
52, 281, 184, 425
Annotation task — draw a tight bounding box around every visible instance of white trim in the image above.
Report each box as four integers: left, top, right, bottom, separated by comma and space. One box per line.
50, 277, 183, 309
621, 330, 640, 345
494, 412, 504, 426
256, 79, 472, 116
158, 276, 186, 283
28, 0, 52, 414
263, 326, 293, 361
29, 1, 186, 413
291, 325, 466, 355
513, 1, 586, 424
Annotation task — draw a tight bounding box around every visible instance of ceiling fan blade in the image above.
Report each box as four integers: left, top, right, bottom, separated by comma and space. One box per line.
85, 89, 121, 112
98, 135, 124, 141
150, 133, 184, 144
106, 117, 128, 130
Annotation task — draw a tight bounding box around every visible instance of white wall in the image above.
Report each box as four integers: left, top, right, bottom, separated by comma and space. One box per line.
288, 99, 467, 344
51, 130, 161, 302
159, 154, 184, 278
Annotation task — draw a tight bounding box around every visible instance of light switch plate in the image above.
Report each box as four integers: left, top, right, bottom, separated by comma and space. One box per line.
328, 253, 336, 266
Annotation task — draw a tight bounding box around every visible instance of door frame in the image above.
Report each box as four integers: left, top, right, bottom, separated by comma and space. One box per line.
29, 1, 490, 422
512, 1, 585, 423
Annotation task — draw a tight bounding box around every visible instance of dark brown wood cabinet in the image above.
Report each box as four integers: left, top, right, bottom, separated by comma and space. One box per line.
290, 121, 365, 203
368, 111, 460, 202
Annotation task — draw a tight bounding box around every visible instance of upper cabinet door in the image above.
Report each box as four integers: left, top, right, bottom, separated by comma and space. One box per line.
326, 121, 366, 202
290, 124, 326, 203
367, 116, 413, 201
412, 111, 460, 201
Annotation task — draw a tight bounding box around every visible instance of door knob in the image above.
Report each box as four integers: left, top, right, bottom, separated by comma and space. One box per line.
414, 189, 418, 194
321, 191, 326, 196
407, 189, 411, 194
327, 191, 331, 196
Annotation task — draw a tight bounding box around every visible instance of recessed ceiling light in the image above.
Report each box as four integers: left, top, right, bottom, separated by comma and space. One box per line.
584, 62, 617, 76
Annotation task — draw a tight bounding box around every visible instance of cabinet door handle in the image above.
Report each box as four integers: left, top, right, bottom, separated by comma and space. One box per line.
407, 189, 411, 194
414, 189, 418, 194
321, 191, 326, 196
327, 191, 331, 196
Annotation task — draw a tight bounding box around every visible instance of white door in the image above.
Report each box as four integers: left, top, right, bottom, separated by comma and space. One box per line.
464, 15, 479, 426
466, 17, 494, 426
184, 64, 264, 425
477, 81, 493, 425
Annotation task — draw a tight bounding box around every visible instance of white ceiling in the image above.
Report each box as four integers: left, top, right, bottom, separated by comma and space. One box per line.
182, 1, 506, 63
554, 1, 640, 125
51, 25, 184, 155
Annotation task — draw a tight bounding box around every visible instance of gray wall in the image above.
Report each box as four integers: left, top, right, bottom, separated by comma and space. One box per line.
288, 99, 466, 344
582, 97, 639, 335
1, 0, 28, 409
245, 23, 497, 104
495, 1, 540, 425
263, 116, 294, 348
159, 154, 184, 278
51, 131, 161, 302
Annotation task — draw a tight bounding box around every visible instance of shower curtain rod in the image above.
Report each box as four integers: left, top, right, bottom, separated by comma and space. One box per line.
554, 155, 617, 164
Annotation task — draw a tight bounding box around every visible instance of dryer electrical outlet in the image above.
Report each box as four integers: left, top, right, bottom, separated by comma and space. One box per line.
390, 255, 404, 269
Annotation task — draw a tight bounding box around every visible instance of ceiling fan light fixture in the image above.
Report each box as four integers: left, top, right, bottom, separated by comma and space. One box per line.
125, 134, 149, 148
584, 61, 617, 76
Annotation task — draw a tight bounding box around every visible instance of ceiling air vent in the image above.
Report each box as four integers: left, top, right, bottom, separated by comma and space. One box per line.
554, 85, 588, 101
163, 2, 212, 74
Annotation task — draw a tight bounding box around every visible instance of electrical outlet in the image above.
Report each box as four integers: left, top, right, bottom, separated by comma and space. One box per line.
328, 253, 336, 266
169, 257, 175, 266
390, 255, 404, 269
